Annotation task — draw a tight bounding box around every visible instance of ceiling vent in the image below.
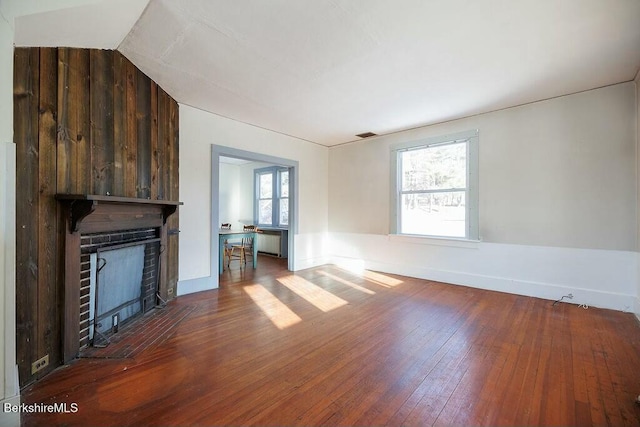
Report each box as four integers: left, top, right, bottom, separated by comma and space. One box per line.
356, 132, 377, 138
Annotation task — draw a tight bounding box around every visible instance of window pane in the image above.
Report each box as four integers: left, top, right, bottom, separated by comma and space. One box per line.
259, 200, 272, 225
401, 143, 466, 191
280, 170, 289, 197
259, 173, 273, 198
279, 198, 289, 226
400, 192, 465, 237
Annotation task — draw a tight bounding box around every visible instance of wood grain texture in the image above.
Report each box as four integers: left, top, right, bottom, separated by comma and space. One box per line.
21, 258, 640, 426
166, 98, 179, 297
62, 221, 80, 363
125, 58, 138, 198
14, 47, 40, 385
74, 49, 91, 195
156, 88, 169, 201
37, 47, 61, 377
75, 203, 164, 234
14, 47, 179, 386
90, 49, 114, 196
136, 68, 151, 199
150, 80, 159, 200
56, 48, 72, 194
112, 51, 127, 196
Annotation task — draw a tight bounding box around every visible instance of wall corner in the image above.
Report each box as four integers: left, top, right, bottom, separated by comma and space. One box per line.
1, 141, 18, 424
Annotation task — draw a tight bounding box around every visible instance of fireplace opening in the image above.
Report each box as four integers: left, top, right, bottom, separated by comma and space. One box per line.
80, 229, 162, 349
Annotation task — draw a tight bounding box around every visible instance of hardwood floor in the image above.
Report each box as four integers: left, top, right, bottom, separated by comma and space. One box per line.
22, 255, 640, 426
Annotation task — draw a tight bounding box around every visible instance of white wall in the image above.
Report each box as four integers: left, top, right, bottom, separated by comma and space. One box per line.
331, 83, 636, 251
218, 162, 240, 228
178, 105, 329, 291
0, 4, 19, 427
0, 2, 15, 418
329, 83, 638, 311
219, 160, 276, 228
0, 142, 17, 424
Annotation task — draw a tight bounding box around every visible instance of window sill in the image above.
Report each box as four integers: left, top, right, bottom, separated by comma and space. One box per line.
388, 234, 480, 249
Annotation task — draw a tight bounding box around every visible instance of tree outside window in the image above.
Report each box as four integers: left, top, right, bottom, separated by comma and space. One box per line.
393, 130, 478, 240
255, 167, 289, 228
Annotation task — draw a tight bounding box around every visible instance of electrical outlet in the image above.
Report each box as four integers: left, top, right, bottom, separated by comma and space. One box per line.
568, 293, 573, 299
31, 354, 49, 374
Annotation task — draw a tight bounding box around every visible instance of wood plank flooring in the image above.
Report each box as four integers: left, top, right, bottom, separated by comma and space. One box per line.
22, 255, 640, 426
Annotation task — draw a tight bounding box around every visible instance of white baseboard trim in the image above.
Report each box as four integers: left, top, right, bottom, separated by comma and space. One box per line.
293, 256, 330, 272
176, 275, 216, 296
331, 256, 634, 312
0, 393, 20, 427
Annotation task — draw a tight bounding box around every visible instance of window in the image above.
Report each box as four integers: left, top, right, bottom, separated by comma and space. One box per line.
255, 167, 289, 228
391, 130, 478, 240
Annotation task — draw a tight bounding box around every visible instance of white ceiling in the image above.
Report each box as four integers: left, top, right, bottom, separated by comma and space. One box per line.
13, 0, 640, 146
11, 0, 149, 49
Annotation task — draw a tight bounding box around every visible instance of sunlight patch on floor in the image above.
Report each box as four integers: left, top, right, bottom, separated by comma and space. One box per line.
332, 260, 403, 288
317, 270, 376, 295
277, 275, 348, 312
244, 284, 302, 329
362, 270, 403, 287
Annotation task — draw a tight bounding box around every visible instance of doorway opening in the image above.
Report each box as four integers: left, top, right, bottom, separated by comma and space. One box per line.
212, 145, 298, 283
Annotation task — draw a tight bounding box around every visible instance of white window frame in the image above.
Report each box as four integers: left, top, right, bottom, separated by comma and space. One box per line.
390, 130, 479, 241
254, 166, 289, 228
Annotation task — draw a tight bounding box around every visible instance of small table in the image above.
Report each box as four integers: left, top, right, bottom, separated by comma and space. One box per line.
219, 230, 258, 273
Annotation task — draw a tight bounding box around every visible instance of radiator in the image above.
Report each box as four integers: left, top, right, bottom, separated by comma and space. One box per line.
257, 233, 281, 256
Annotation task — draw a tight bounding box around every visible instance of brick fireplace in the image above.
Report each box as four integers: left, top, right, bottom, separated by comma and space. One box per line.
79, 228, 160, 349
57, 195, 181, 361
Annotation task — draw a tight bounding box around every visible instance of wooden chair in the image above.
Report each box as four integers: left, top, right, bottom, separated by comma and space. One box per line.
220, 223, 232, 267
241, 225, 257, 263
228, 225, 257, 268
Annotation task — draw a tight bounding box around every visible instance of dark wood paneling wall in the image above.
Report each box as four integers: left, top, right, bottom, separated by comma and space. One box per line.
14, 47, 180, 387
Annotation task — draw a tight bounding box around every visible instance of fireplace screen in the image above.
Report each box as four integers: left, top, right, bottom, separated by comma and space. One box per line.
89, 244, 145, 342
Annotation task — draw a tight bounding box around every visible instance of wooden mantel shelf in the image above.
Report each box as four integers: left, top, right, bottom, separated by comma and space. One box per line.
56, 194, 183, 232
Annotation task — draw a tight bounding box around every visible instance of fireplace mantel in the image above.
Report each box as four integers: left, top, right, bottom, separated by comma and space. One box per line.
56, 194, 182, 233
56, 194, 182, 362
